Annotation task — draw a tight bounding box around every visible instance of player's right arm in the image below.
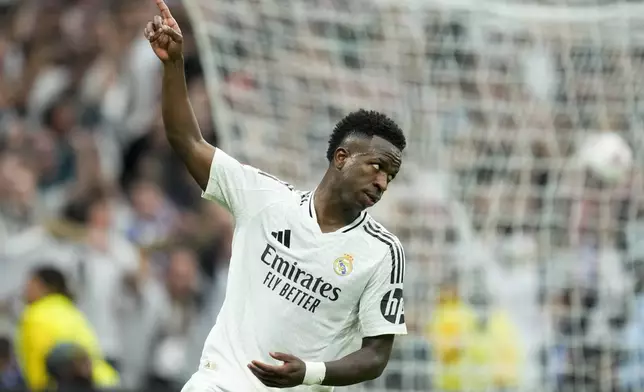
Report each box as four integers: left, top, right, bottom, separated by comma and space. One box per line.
144, 1, 289, 220
144, 0, 214, 190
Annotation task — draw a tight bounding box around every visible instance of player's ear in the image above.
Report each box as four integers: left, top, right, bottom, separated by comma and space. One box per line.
333, 147, 350, 170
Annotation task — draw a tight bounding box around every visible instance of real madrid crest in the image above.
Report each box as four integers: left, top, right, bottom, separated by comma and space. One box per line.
333, 254, 354, 276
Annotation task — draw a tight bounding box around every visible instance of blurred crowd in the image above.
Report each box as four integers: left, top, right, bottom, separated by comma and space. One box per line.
0, 0, 233, 390
2, 0, 644, 392
183, 1, 644, 391
363, 5, 644, 392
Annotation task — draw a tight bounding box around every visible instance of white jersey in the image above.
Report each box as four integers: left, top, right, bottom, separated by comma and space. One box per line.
193, 149, 407, 391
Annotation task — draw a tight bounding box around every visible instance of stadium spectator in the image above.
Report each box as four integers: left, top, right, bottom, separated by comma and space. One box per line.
0, 2, 230, 388
144, 247, 203, 391
490, 233, 547, 389
125, 178, 179, 251
0, 337, 23, 390
45, 342, 94, 392
618, 273, 644, 391
427, 275, 524, 391
55, 187, 142, 371
0, 152, 42, 244
428, 276, 478, 391
16, 266, 119, 390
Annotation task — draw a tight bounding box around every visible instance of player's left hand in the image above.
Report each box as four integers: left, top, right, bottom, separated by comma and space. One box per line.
248, 352, 306, 388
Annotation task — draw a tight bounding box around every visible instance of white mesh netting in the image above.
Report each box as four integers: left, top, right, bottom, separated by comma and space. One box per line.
184, 0, 644, 390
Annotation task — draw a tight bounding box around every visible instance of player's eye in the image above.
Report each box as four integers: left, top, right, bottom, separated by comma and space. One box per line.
372, 163, 380, 170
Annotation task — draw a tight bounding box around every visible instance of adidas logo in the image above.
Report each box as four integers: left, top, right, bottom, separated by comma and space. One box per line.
271, 229, 292, 248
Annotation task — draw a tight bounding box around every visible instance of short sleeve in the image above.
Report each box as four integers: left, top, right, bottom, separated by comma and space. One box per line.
358, 242, 407, 337
201, 148, 294, 220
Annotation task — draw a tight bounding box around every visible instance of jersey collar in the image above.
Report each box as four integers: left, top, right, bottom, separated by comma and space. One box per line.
307, 190, 368, 234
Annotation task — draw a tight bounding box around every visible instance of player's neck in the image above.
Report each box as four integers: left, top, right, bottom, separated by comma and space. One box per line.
314, 179, 361, 233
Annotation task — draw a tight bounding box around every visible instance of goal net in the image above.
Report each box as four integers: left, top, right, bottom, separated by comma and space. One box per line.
183, 0, 644, 390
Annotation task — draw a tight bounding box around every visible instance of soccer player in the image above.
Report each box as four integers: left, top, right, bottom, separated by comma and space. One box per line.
144, 1, 407, 390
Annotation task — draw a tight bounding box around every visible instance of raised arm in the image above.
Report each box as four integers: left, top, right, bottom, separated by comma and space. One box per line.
144, 0, 214, 190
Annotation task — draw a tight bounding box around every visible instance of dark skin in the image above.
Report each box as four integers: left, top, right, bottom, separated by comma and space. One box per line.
144, 1, 401, 386
247, 335, 395, 387
315, 135, 402, 233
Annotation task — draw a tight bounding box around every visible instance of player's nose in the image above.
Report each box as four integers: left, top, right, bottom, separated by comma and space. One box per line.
373, 172, 388, 193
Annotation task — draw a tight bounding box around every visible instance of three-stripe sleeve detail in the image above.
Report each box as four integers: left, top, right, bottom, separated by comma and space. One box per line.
363, 221, 405, 284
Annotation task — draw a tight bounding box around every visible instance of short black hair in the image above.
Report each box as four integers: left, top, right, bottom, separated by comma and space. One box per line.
33, 266, 73, 300
62, 187, 109, 224
326, 109, 406, 162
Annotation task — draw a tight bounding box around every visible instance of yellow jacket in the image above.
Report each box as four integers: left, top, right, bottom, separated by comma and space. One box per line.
427, 300, 523, 391
16, 294, 119, 390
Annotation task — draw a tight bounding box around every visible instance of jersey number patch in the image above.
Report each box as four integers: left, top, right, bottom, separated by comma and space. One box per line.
380, 288, 405, 325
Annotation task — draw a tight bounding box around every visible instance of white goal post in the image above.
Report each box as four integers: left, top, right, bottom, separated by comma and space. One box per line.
183, 0, 644, 390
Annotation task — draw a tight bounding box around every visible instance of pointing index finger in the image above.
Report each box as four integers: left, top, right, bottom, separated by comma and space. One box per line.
154, 0, 182, 33
155, 0, 173, 19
